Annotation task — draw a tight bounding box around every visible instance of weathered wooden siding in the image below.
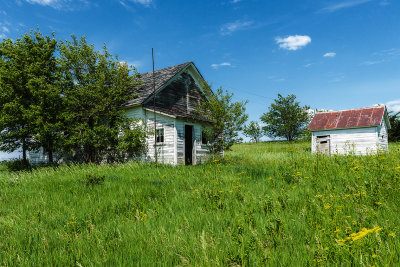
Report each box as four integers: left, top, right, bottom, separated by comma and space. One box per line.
311, 127, 381, 155
175, 120, 209, 165
377, 119, 389, 151
125, 106, 144, 118
143, 71, 206, 114
29, 148, 61, 165
143, 109, 176, 165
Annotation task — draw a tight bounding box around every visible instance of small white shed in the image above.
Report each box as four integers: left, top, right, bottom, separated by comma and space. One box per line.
308, 106, 390, 155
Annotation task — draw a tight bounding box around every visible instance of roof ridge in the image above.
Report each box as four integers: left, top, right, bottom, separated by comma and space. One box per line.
139, 61, 192, 76
315, 105, 385, 114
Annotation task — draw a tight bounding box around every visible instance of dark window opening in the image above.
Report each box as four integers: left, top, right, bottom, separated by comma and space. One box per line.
156, 128, 164, 143
201, 130, 209, 145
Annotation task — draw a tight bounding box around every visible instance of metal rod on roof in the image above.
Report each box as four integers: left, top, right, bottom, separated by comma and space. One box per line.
152, 48, 157, 166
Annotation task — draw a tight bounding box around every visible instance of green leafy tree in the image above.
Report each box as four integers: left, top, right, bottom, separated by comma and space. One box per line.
27, 31, 64, 164
243, 121, 264, 142
195, 83, 248, 154
261, 94, 310, 141
388, 111, 400, 142
59, 35, 144, 163
0, 31, 45, 163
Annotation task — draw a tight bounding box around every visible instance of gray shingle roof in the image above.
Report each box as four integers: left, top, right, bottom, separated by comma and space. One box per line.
127, 62, 192, 106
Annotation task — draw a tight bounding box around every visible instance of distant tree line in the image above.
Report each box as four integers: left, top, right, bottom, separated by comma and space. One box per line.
388, 111, 400, 142
0, 29, 147, 165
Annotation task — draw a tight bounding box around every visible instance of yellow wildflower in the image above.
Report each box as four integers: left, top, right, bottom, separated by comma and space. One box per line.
334, 229, 341, 233
268, 177, 273, 181
372, 254, 377, 259
324, 203, 331, 210
194, 189, 199, 192
375, 202, 383, 206
315, 194, 323, 198
218, 190, 224, 193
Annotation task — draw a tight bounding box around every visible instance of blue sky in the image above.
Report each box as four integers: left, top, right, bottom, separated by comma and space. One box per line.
0, 0, 399, 157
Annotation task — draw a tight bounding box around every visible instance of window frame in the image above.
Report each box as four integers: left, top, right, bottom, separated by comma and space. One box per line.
156, 128, 165, 144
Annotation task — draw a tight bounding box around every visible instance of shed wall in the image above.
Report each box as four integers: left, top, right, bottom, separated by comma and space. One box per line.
311, 127, 381, 155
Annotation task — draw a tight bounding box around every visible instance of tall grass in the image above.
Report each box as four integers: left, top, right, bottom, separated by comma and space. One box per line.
0, 142, 399, 265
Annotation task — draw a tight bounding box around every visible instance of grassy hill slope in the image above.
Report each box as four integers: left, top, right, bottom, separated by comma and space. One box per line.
1, 142, 399, 265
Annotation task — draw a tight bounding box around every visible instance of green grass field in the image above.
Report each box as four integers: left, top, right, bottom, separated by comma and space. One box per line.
1, 142, 400, 266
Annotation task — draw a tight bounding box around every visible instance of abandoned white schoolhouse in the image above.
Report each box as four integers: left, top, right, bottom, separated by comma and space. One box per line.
124, 62, 210, 165
29, 62, 211, 165
308, 106, 390, 155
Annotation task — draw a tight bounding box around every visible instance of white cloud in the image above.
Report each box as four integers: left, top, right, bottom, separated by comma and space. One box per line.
275, 35, 311, 51
211, 62, 231, 69
231, 0, 241, 3
386, 99, 400, 113
220, 20, 253, 35
304, 63, 312, 67
324, 52, 336, 57
319, 0, 372, 13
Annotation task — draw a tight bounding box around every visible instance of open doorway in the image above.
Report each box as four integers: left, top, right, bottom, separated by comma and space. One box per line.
185, 125, 193, 165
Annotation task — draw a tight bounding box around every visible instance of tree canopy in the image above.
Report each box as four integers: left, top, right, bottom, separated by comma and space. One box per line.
260, 94, 310, 141
243, 121, 264, 143
0, 30, 147, 165
388, 111, 400, 142
195, 83, 248, 154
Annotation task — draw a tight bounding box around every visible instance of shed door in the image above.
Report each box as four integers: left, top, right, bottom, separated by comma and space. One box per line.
316, 135, 330, 155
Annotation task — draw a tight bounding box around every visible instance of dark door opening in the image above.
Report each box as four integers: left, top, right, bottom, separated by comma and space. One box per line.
185, 125, 193, 165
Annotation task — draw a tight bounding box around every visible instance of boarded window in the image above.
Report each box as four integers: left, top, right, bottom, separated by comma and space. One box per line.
156, 129, 164, 143
316, 135, 330, 154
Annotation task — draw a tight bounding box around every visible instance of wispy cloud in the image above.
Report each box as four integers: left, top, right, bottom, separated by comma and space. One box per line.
275, 35, 311, 51
362, 48, 400, 66
120, 0, 153, 8
25, 0, 89, 9
0, 23, 9, 39
211, 62, 231, 69
318, 0, 372, 13
324, 52, 336, 57
220, 20, 253, 35
361, 60, 383, 66
267, 75, 285, 82
386, 99, 400, 112
304, 63, 312, 68
380, 1, 390, 6
231, 0, 242, 3
26, 0, 62, 8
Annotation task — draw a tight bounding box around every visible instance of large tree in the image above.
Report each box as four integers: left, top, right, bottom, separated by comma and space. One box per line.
261, 94, 310, 141
243, 121, 264, 143
195, 83, 248, 154
388, 111, 400, 142
0, 31, 46, 163
59, 35, 143, 163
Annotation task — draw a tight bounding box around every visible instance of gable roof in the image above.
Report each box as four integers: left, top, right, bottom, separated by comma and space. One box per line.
308, 106, 387, 131
126, 62, 192, 106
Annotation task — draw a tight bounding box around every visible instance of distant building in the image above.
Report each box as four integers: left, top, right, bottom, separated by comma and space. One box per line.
308, 106, 390, 155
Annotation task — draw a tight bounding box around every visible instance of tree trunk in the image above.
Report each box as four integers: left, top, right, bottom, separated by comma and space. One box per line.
22, 139, 28, 164
48, 150, 54, 164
